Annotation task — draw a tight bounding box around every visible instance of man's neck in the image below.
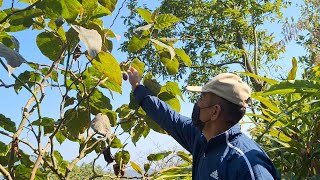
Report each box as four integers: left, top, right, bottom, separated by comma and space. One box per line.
202, 122, 233, 142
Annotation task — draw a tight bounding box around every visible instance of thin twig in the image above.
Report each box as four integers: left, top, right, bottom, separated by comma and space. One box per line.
110, 0, 127, 28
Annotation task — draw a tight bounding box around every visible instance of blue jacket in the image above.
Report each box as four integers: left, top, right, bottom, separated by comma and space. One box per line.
134, 85, 280, 180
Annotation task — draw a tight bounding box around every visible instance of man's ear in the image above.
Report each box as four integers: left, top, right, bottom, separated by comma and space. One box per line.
211, 104, 221, 121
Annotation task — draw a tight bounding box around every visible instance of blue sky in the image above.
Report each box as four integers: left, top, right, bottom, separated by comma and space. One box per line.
0, 0, 306, 173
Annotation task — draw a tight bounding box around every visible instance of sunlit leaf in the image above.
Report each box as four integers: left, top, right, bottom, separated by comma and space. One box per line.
128, 35, 149, 53
151, 38, 175, 60
160, 81, 184, 101
136, 8, 152, 23
131, 58, 145, 77
0, 141, 9, 156
288, 57, 297, 80
175, 48, 191, 67
91, 51, 122, 86
158, 92, 180, 112
115, 150, 130, 165
154, 14, 180, 30
99, 0, 117, 12
130, 161, 143, 175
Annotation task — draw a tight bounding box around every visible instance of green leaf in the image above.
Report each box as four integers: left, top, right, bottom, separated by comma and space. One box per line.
143, 73, 161, 95
64, 97, 75, 107
0, 31, 14, 49
54, 151, 68, 174
36, 32, 63, 61
128, 35, 149, 53
160, 56, 179, 75
158, 92, 180, 112
130, 161, 143, 175
0, 141, 9, 156
82, 0, 98, 18
131, 122, 146, 145
89, 89, 112, 114
115, 150, 130, 165
136, 8, 152, 23
154, 14, 180, 30
177, 151, 192, 164
116, 104, 136, 132
99, 0, 117, 12
288, 57, 297, 80
55, 130, 66, 144
91, 6, 112, 19
175, 48, 191, 67
15, 164, 46, 180
254, 80, 320, 96
144, 163, 151, 173
238, 72, 278, 85
92, 51, 122, 86
4, 8, 43, 32
151, 38, 175, 60
144, 116, 166, 134
0, 0, 2, 7
131, 58, 145, 77
0, 114, 16, 133
110, 136, 123, 148
38, 0, 81, 23
160, 82, 184, 101
147, 151, 172, 161
251, 95, 281, 113
63, 108, 90, 139
31, 117, 55, 135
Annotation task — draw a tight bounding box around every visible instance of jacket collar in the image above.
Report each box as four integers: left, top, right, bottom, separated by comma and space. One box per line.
200, 123, 241, 146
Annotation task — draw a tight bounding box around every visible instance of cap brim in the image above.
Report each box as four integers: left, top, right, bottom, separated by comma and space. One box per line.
186, 86, 202, 92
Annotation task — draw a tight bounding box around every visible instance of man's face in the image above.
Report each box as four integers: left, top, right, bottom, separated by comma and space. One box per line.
197, 92, 220, 122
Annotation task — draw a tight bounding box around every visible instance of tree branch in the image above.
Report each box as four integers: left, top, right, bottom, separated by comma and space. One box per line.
0, 164, 12, 180
0, 0, 41, 24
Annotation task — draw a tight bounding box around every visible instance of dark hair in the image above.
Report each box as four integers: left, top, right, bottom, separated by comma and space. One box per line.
210, 94, 246, 124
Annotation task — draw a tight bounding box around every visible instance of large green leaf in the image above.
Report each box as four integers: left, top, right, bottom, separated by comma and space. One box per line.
63, 108, 90, 139
128, 35, 149, 53
89, 89, 112, 113
36, 32, 63, 61
15, 164, 46, 180
143, 73, 161, 95
175, 48, 191, 67
14, 71, 42, 93
136, 8, 152, 23
115, 150, 130, 165
116, 104, 136, 132
31, 117, 55, 135
38, 0, 81, 23
144, 116, 166, 134
154, 14, 180, 30
131, 58, 145, 77
160, 56, 179, 75
288, 57, 297, 80
158, 92, 180, 112
98, 0, 117, 12
147, 151, 172, 161
4, 8, 43, 32
254, 80, 320, 96
82, 0, 98, 18
0, 114, 16, 133
251, 95, 281, 113
160, 82, 184, 101
92, 51, 122, 86
177, 151, 192, 164
0, 141, 9, 156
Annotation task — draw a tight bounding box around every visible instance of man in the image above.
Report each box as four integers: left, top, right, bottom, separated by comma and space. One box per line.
127, 67, 280, 180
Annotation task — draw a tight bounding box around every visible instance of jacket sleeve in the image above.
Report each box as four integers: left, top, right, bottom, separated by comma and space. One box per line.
133, 85, 197, 153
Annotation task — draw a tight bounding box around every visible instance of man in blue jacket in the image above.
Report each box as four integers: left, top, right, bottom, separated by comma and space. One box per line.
127, 67, 280, 180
